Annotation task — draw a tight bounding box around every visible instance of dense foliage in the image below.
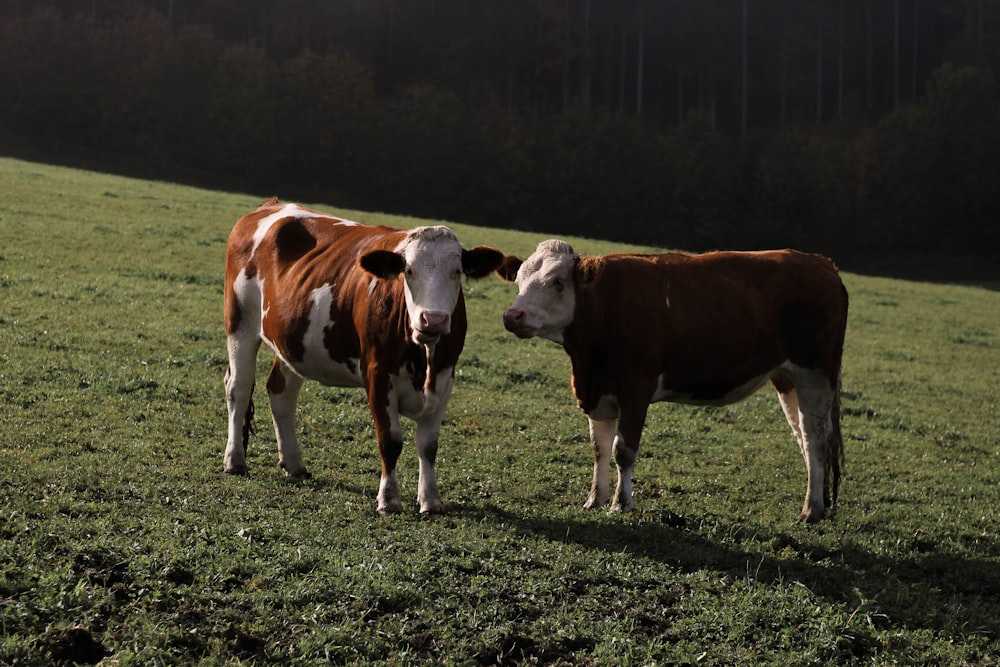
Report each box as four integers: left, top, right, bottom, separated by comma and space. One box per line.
1, 0, 999, 258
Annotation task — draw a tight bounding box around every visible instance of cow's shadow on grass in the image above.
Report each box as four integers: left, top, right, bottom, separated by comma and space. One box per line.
459, 502, 1000, 642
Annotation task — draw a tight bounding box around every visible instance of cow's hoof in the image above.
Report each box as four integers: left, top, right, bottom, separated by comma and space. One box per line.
224, 464, 249, 476
280, 461, 310, 478
609, 500, 635, 513
583, 496, 608, 510
798, 506, 825, 523
419, 499, 445, 514
377, 501, 404, 516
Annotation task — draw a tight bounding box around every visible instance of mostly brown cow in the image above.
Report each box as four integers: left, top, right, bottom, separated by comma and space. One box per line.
498, 241, 849, 522
223, 198, 503, 514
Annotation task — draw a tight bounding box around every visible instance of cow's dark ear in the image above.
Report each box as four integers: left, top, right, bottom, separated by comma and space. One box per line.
495, 255, 522, 282
576, 256, 599, 284
359, 250, 406, 279
462, 246, 505, 279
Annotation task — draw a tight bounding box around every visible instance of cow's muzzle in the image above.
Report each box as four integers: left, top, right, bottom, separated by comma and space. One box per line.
415, 311, 450, 344
502, 308, 534, 338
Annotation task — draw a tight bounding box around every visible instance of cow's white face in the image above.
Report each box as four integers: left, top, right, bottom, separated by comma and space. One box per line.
501, 240, 578, 344
359, 226, 464, 345
398, 226, 465, 345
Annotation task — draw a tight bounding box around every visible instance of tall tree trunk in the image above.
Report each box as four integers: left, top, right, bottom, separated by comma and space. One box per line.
387, 0, 395, 65
911, 0, 920, 100
866, 0, 874, 109
676, 0, 685, 125
741, 0, 748, 134
635, 0, 645, 116
893, 0, 900, 109
780, 0, 789, 122
618, 24, 626, 113
562, 0, 571, 113
838, 0, 845, 117
817, 2, 824, 124
980, 0, 986, 66
580, 0, 592, 112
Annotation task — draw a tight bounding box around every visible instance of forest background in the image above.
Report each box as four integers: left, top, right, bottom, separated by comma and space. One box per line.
1, 0, 999, 269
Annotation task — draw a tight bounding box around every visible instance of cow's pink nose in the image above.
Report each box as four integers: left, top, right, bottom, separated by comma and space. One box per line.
420, 311, 450, 333
503, 308, 524, 330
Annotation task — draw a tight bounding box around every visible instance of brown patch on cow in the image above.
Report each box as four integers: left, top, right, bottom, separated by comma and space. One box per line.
770, 368, 795, 394
462, 246, 505, 278
359, 249, 406, 279
406, 358, 426, 393
496, 255, 522, 282
575, 255, 602, 284
267, 359, 286, 395
265, 294, 314, 363
275, 218, 317, 265
224, 285, 242, 335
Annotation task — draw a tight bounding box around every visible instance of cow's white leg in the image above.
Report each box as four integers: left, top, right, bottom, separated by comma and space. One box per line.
610, 433, 636, 513
377, 469, 402, 515
370, 375, 405, 515
224, 334, 261, 475
793, 370, 835, 523
584, 417, 615, 509
266, 358, 308, 477
610, 400, 648, 513
414, 370, 453, 514
776, 386, 806, 459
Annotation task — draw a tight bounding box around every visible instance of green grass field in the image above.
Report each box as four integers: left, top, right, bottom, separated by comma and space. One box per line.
1, 156, 999, 665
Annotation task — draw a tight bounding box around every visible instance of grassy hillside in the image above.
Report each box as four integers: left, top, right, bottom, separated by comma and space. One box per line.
1, 156, 999, 665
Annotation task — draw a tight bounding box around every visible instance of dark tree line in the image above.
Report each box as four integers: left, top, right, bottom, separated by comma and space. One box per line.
1, 0, 999, 259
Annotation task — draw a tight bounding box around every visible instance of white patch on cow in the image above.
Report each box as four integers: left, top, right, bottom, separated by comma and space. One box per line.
392, 362, 455, 421
391, 364, 423, 418
252, 204, 300, 254
302, 283, 333, 361
585, 415, 616, 509
252, 204, 350, 254
231, 269, 261, 323
589, 393, 620, 421
782, 361, 834, 394
281, 283, 364, 387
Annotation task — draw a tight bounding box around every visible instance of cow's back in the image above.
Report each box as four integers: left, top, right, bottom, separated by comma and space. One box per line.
662, 251, 847, 371
224, 200, 413, 387
567, 250, 847, 405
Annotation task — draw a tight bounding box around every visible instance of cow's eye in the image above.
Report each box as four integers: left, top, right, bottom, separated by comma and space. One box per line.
405, 268, 414, 277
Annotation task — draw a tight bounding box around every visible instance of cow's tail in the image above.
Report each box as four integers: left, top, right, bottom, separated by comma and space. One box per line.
241, 384, 256, 453
826, 375, 844, 508
826, 281, 848, 509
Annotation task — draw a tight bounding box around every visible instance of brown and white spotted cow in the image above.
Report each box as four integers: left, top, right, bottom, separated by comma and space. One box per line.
498, 241, 849, 522
223, 198, 503, 514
